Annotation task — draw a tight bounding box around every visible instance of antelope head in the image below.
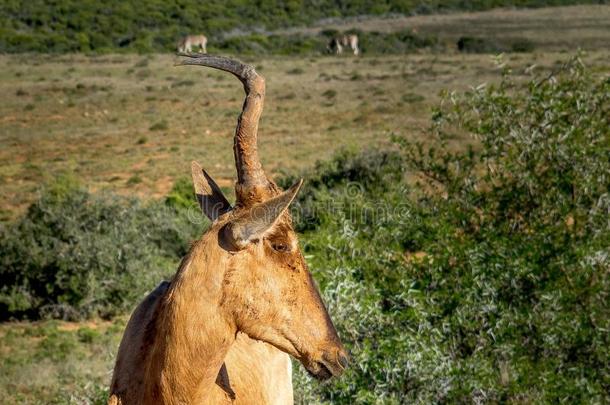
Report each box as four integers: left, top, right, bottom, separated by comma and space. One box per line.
179, 55, 348, 380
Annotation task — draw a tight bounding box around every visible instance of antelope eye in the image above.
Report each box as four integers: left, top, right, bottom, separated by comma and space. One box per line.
272, 242, 289, 253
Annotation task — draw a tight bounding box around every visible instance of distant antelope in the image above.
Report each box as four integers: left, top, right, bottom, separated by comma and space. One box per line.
177, 34, 208, 53
108, 55, 348, 404
328, 34, 359, 55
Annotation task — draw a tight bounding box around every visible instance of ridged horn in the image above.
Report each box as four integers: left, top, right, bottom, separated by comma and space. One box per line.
177, 54, 269, 198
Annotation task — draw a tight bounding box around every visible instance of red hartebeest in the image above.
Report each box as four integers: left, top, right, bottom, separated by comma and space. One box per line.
328, 34, 359, 55
108, 55, 348, 404
177, 34, 208, 54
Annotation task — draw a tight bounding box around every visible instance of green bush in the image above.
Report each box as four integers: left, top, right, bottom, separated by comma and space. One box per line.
292, 56, 609, 403
149, 120, 168, 131
213, 33, 328, 56
0, 178, 199, 320
164, 176, 200, 211
457, 36, 536, 53
457, 36, 498, 53
509, 37, 535, 52
279, 149, 404, 231
359, 29, 440, 54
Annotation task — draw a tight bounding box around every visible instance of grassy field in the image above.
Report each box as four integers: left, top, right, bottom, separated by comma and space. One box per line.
0, 319, 124, 403
1, 6, 609, 220
2, 49, 609, 220
1, 5, 609, 404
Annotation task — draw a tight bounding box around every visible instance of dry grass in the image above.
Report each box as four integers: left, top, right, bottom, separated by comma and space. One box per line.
0, 319, 125, 404
2, 49, 608, 220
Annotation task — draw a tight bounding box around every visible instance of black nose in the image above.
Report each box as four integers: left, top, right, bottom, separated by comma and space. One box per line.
338, 353, 349, 369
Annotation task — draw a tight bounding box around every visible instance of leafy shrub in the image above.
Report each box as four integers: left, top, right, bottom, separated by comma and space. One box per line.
457, 36, 496, 53
171, 79, 195, 88
164, 176, 199, 211
126, 174, 143, 185
0, 178, 199, 320
509, 37, 535, 52
319, 29, 340, 38
359, 29, 440, 54
321, 89, 336, 99
292, 56, 609, 403
279, 149, 404, 232
149, 120, 168, 131
457, 36, 536, 53
214, 33, 328, 56
401, 92, 425, 103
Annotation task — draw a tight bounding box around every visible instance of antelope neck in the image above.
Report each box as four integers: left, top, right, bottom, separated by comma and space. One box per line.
144, 233, 236, 404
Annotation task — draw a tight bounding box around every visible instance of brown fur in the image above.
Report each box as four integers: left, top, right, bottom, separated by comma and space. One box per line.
110, 212, 346, 404
110, 56, 347, 404
110, 280, 291, 405
220, 334, 293, 404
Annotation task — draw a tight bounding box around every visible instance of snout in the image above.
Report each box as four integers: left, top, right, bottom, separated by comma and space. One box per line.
306, 348, 350, 381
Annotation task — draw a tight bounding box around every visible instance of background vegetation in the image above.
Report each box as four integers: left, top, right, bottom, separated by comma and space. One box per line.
0, 176, 200, 321
291, 56, 609, 404
1, 56, 608, 403
0, 0, 603, 53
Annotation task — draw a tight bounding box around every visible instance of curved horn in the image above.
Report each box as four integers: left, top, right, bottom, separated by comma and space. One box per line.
177, 54, 269, 194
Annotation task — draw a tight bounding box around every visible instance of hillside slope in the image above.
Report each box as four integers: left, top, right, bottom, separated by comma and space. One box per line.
0, 0, 604, 52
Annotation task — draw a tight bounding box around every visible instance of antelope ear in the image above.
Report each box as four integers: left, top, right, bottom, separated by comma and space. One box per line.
223, 179, 303, 250
191, 161, 232, 221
